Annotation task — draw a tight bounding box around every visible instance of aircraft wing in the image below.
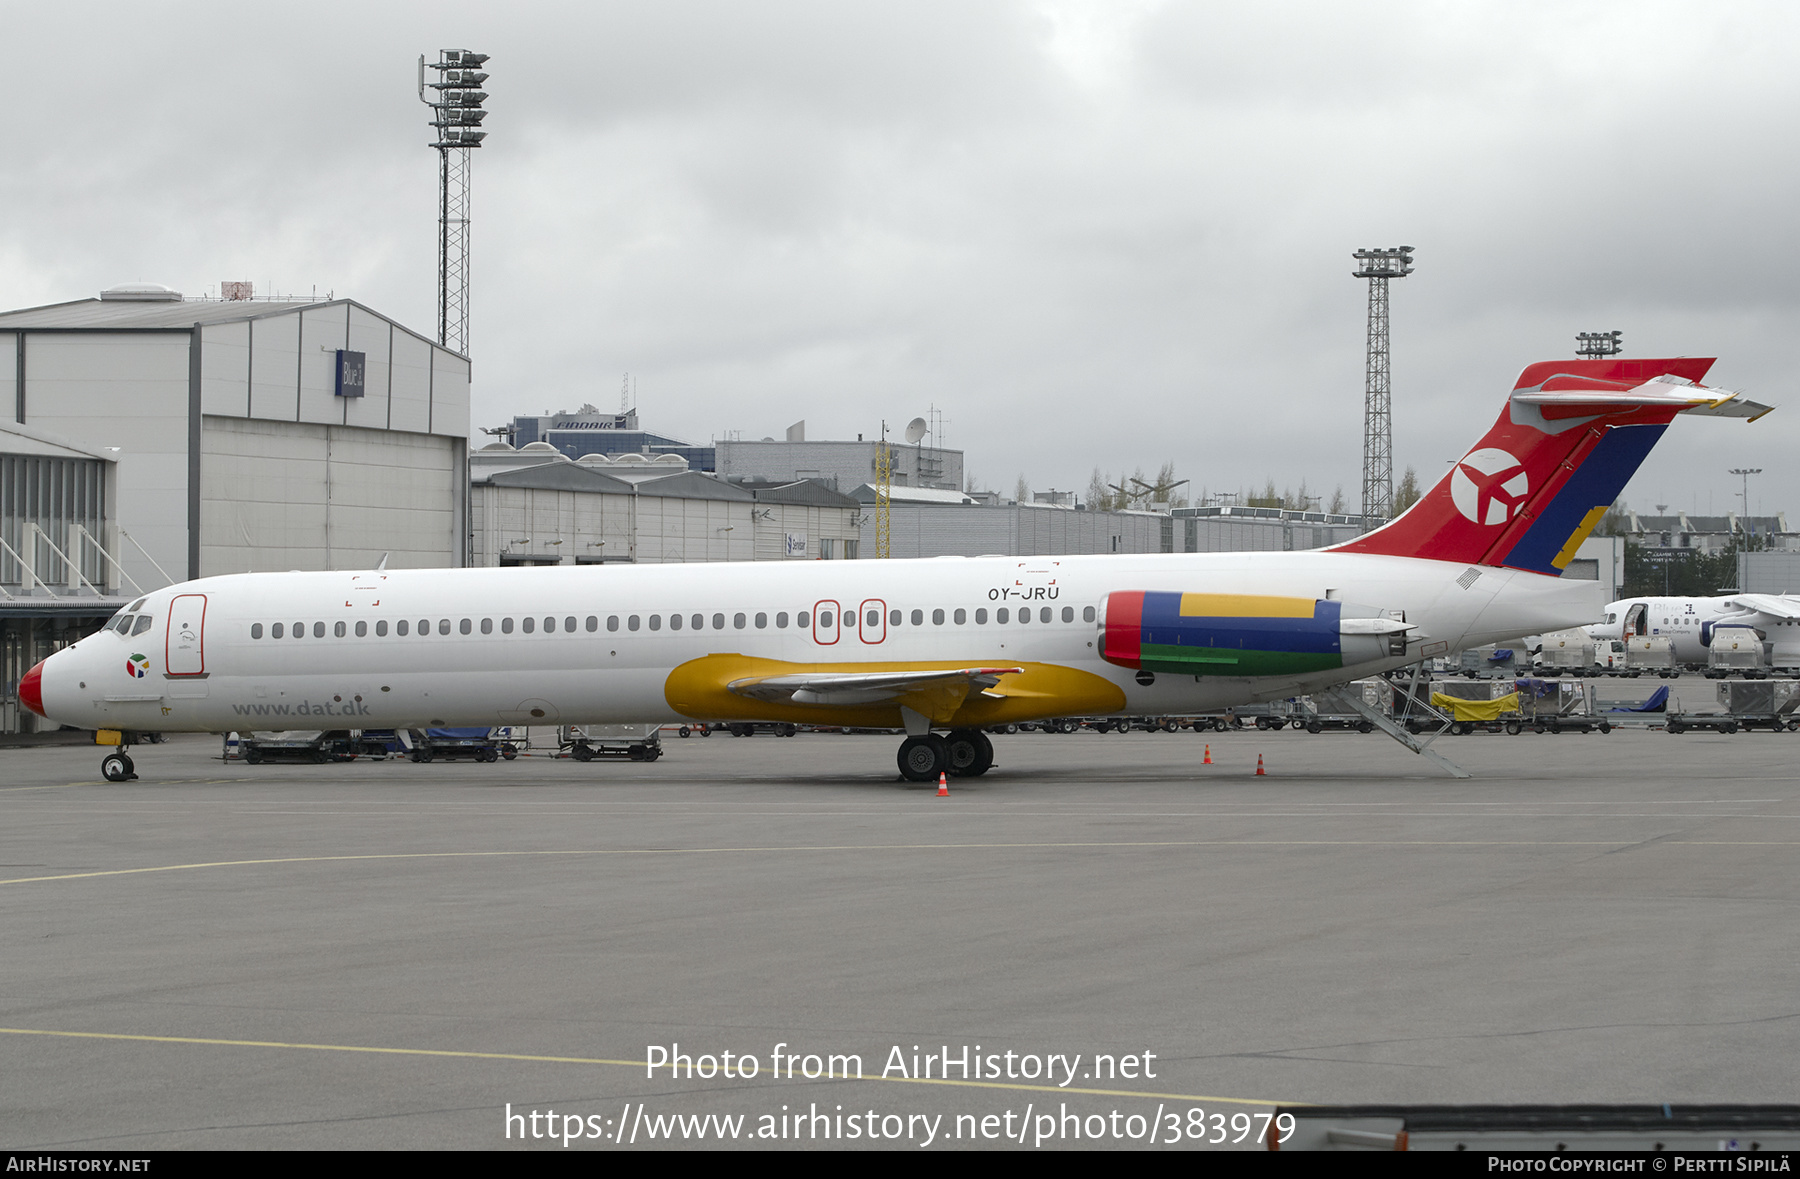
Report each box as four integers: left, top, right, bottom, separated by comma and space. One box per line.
1724, 594, 1800, 620
728, 666, 1025, 708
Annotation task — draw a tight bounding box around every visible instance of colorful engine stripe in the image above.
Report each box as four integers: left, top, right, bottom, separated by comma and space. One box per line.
1103, 591, 1345, 677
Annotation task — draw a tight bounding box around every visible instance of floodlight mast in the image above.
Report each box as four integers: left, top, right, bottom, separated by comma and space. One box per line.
1576, 330, 1623, 360
419, 49, 490, 356
1352, 246, 1414, 531
1729, 468, 1762, 521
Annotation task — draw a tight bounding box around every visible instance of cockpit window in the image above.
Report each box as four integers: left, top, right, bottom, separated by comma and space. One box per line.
128, 598, 146, 612
131, 616, 153, 636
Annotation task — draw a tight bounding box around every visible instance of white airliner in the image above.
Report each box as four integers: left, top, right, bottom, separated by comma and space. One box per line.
1587, 593, 1800, 667
20, 357, 1771, 782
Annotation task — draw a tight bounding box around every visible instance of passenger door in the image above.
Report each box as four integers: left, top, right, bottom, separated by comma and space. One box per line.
166, 594, 207, 676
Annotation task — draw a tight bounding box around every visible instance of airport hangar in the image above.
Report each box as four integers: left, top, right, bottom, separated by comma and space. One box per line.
0, 283, 471, 733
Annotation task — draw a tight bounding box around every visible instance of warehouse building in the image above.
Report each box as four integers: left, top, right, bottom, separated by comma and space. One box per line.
0, 284, 471, 590
470, 446, 861, 566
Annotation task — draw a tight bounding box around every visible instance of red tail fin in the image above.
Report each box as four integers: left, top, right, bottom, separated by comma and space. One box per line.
1332, 358, 1768, 574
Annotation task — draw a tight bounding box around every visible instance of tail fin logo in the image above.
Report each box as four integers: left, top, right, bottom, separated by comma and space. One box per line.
1450, 448, 1529, 526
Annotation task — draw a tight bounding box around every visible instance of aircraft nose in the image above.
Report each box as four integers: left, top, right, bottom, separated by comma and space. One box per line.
19, 659, 45, 717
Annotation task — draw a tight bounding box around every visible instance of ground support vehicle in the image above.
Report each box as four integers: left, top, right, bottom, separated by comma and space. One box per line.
1704, 625, 1770, 679
1667, 679, 1800, 734
1536, 629, 1598, 677
1512, 678, 1609, 734
1396, 678, 1518, 735
560, 723, 663, 761
721, 722, 797, 737
232, 729, 359, 764
1622, 635, 1679, 678
668, 723, 714, 738
412, 727, 504, 763
1298, 680, 1387, 733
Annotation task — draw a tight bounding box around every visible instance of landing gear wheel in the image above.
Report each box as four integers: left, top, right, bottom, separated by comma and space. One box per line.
945, 729, 995, 777
897, 734, 949, 782
102, 753, 133, 782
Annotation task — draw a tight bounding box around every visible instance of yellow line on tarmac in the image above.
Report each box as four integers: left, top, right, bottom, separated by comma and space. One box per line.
5, 840, 1797, 887
0, 1027, 1289, 1107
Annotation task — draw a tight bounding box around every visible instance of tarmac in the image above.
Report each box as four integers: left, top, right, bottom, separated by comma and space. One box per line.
3, 720, 1797, 1150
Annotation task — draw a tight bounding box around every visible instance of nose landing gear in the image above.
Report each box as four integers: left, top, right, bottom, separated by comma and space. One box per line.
101, 751, 137, 782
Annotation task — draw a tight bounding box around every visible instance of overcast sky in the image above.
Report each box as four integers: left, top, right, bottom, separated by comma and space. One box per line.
7, 2, 1798, 517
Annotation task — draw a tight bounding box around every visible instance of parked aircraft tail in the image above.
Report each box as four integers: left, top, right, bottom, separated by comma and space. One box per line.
1331, 358, 1773, 574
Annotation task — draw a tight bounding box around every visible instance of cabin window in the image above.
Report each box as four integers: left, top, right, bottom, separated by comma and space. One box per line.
501, 617, 514, 634
437, 619, 451, 636
315, 622, 328, 638
1017, 609, 1029, 624
932, 609, 945, 625
480, 618, 493, 635
544, 617, 557, 633
565, 616, 577, 632
733, 613, 746, 629
867, 610, 880, 627
996, 608, 1009, 623
890, 609, 902, 626
418, 619, 430, 635
975, 608, 987, 624
396, 620, 409, 636
819, 611, 833, 627
251, 623, 263, 639
628, 615, 640, 631
777, 612, 790, 628
333, 621, 346, 638
458, 619, 471, 635
356, 621, 368, 637
376, 620, 388, 637
691, 614, 703, 630
954, 608, 966, 624
910, 609, 922, 626
269, 623, 284, 638
797, 612, 810, 628
670, 613, 683, 631
1083, 606, 1096, 623
648, 615, 661, 631
294, 621, 306, 638
1061, 606, 1074, 623
607, 616, 620, 632
523, 617, 536, 634
1040, 607, 1052, 623
586, 616, 598, 632
754, 612, 767, 629
713, 613, 726, 630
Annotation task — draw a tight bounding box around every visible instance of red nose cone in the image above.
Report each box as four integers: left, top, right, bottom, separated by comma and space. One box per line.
19, 660, 45, 717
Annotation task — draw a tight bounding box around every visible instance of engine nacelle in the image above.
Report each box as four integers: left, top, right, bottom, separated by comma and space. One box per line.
1098, 591, 1413, 677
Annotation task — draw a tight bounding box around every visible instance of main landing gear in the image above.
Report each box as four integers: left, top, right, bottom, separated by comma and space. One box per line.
896, 729, 994, 782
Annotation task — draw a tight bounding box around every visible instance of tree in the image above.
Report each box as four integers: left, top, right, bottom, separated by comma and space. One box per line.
1014, 473, 1031, 504
1328, 485, 1346, 514
1086, 468, 1110, 512
1394, 467, 1421, 514
1247, 479, 1281, 508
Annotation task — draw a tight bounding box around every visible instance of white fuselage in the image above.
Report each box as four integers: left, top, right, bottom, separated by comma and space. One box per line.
36, 551, 1605, 733
1586, 596, 1800, 665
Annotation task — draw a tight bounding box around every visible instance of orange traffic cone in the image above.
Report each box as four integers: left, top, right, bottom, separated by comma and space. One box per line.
937, 773, 949, 797
1203, 744, 1212, 765
1255, 753, 1265, 776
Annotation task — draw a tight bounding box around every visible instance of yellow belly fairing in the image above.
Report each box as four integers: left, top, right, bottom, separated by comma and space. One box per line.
663, 655, 1127, 728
